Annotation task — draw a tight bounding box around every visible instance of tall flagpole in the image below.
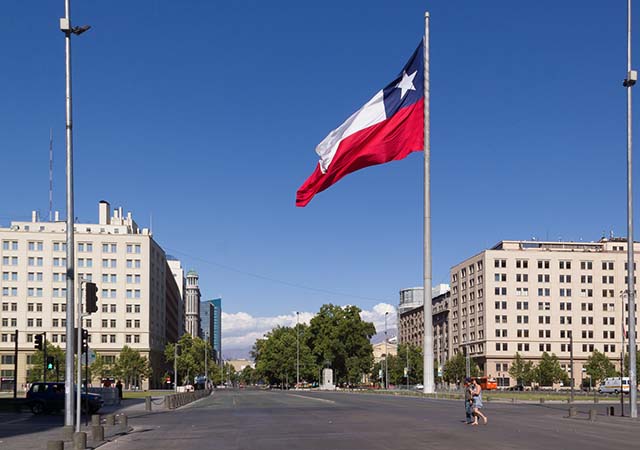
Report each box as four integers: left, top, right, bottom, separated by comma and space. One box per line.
422, 11, 435, 395
624, 0, 637, 419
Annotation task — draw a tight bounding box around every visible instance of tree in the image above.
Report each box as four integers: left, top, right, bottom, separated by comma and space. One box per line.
508, 353, 535, 386
253, 324, 316, 387
165, 334, 213, 386
533, 352, 566, 386
306, 304, 376, 385
584, 350, 617, 387
89, 352, 114, 383
27, 342, 66, 383
239, 365, 258, 385
113, 346, 151, 389
375, 344, 424, 387
443, 352, 479, 385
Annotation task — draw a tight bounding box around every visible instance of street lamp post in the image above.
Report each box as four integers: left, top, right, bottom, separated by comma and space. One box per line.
623, 0, 638, 419
296, 312, 300, 389
384, 312, 389, 390
59, 0, 91, 428
569, 332, 574, 404
406, 342, 409, 390
174, 343, 179, 393
620, 290, 627, 417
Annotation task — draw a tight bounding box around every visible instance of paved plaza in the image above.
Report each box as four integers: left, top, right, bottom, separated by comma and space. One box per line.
99, 390, 638, 450
1, 390, 639, 449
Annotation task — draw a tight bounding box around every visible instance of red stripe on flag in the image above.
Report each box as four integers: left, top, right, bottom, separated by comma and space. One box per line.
296, 99, 424, 207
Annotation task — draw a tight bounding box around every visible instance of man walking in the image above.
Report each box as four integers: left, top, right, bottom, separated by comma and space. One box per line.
464, 377, 474, 424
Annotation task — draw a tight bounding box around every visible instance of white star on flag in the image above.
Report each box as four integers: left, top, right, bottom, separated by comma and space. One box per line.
395, 70, 417, 99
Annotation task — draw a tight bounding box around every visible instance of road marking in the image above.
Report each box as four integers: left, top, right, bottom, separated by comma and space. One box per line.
286, 394, 336, 404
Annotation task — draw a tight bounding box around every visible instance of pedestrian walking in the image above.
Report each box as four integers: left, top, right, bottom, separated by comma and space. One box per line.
470, 378, 487, 425
116, 379, 123, 401
464, 377, 474, 424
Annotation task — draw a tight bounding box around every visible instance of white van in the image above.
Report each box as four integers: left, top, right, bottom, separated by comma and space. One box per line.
598, 377, 630, 394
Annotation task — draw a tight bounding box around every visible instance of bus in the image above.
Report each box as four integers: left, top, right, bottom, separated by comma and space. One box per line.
471, 376, 498, 391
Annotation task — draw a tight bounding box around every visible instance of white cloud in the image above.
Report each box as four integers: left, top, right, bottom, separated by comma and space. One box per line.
221, 303, 397, 358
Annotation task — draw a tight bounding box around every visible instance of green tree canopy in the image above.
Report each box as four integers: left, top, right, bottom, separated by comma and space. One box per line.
443, 352, 479, 384
373, 344, 424, 387
534, 352, 567, 386
306, 304, 376, 385
584, 350, 617, 386
27, 341, 66, 383
165, 334, 213, 386
252, 324, 316, 386
114, 346, 151, 389
508, 353, 535, 386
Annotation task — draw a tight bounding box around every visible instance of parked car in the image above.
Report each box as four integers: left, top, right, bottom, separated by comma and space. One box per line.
26, 382, 104, 415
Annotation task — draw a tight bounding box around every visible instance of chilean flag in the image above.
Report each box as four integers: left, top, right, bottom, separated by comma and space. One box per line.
296, 42, 424, 207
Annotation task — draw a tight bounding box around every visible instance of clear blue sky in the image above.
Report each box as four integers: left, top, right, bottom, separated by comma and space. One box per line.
0, 0, 638, 318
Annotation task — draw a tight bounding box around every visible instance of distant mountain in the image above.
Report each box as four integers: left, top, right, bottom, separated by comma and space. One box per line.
371, 329, 397, 344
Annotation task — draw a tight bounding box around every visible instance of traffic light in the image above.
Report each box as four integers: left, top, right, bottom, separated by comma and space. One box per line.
34, 333, 44, 351
46, 356, 55, 371
81, 329, 89, 353
85, 282, 98, 313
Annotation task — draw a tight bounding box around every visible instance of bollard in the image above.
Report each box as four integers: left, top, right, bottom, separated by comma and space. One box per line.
117, 414, 128, 428
593, 396, 599, 404
589, 409, 597, 421
607, 406, 615, 416
46, 441, 64, 450
91, 414, 100, 426
62, 425, 75, 441
73, 431, 87, 450
569, 406, 577, 417
92, 425, 104, 442
145, 395, 152, 411
105, 414, 115, 426
539, 398, 545, 404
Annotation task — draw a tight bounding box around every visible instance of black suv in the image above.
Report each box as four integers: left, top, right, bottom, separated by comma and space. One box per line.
26, 382, 104, 415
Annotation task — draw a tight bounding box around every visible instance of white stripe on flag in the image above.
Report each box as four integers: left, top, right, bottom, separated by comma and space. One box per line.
315, 90, 387, 173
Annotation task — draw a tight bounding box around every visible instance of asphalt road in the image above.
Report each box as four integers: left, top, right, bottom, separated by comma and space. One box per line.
99, 390, 640, 450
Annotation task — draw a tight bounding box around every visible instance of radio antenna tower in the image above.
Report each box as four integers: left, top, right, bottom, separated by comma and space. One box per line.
49, 128, 53, 222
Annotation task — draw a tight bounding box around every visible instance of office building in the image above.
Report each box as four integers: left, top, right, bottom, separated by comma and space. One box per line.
167, 258, 185, 337
0, 201, 181, 389
184, 270, 201, 337
200, 300, 214, 346
398, 286, 451, 370
211, 297, 222, 364
449, 238, 640, 387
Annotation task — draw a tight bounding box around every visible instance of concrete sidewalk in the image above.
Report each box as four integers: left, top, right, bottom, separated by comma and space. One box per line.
0, 395, 168, 449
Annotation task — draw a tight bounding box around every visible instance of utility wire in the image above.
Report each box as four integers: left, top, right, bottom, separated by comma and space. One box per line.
163, 246, 391, 304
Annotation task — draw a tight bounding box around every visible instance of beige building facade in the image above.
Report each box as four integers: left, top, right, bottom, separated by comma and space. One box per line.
0, 201, 183, 389
398, 288, 451, 373
449, 238, 640, 387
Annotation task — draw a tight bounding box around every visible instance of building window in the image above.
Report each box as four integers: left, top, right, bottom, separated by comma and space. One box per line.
580, 261, 593, 270
602, 261, 614, 270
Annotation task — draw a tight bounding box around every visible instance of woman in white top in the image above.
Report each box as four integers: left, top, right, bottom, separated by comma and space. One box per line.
471, 378, 488, 425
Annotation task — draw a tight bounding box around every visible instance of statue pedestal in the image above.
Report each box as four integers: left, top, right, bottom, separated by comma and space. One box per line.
320, 368, 335, 390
